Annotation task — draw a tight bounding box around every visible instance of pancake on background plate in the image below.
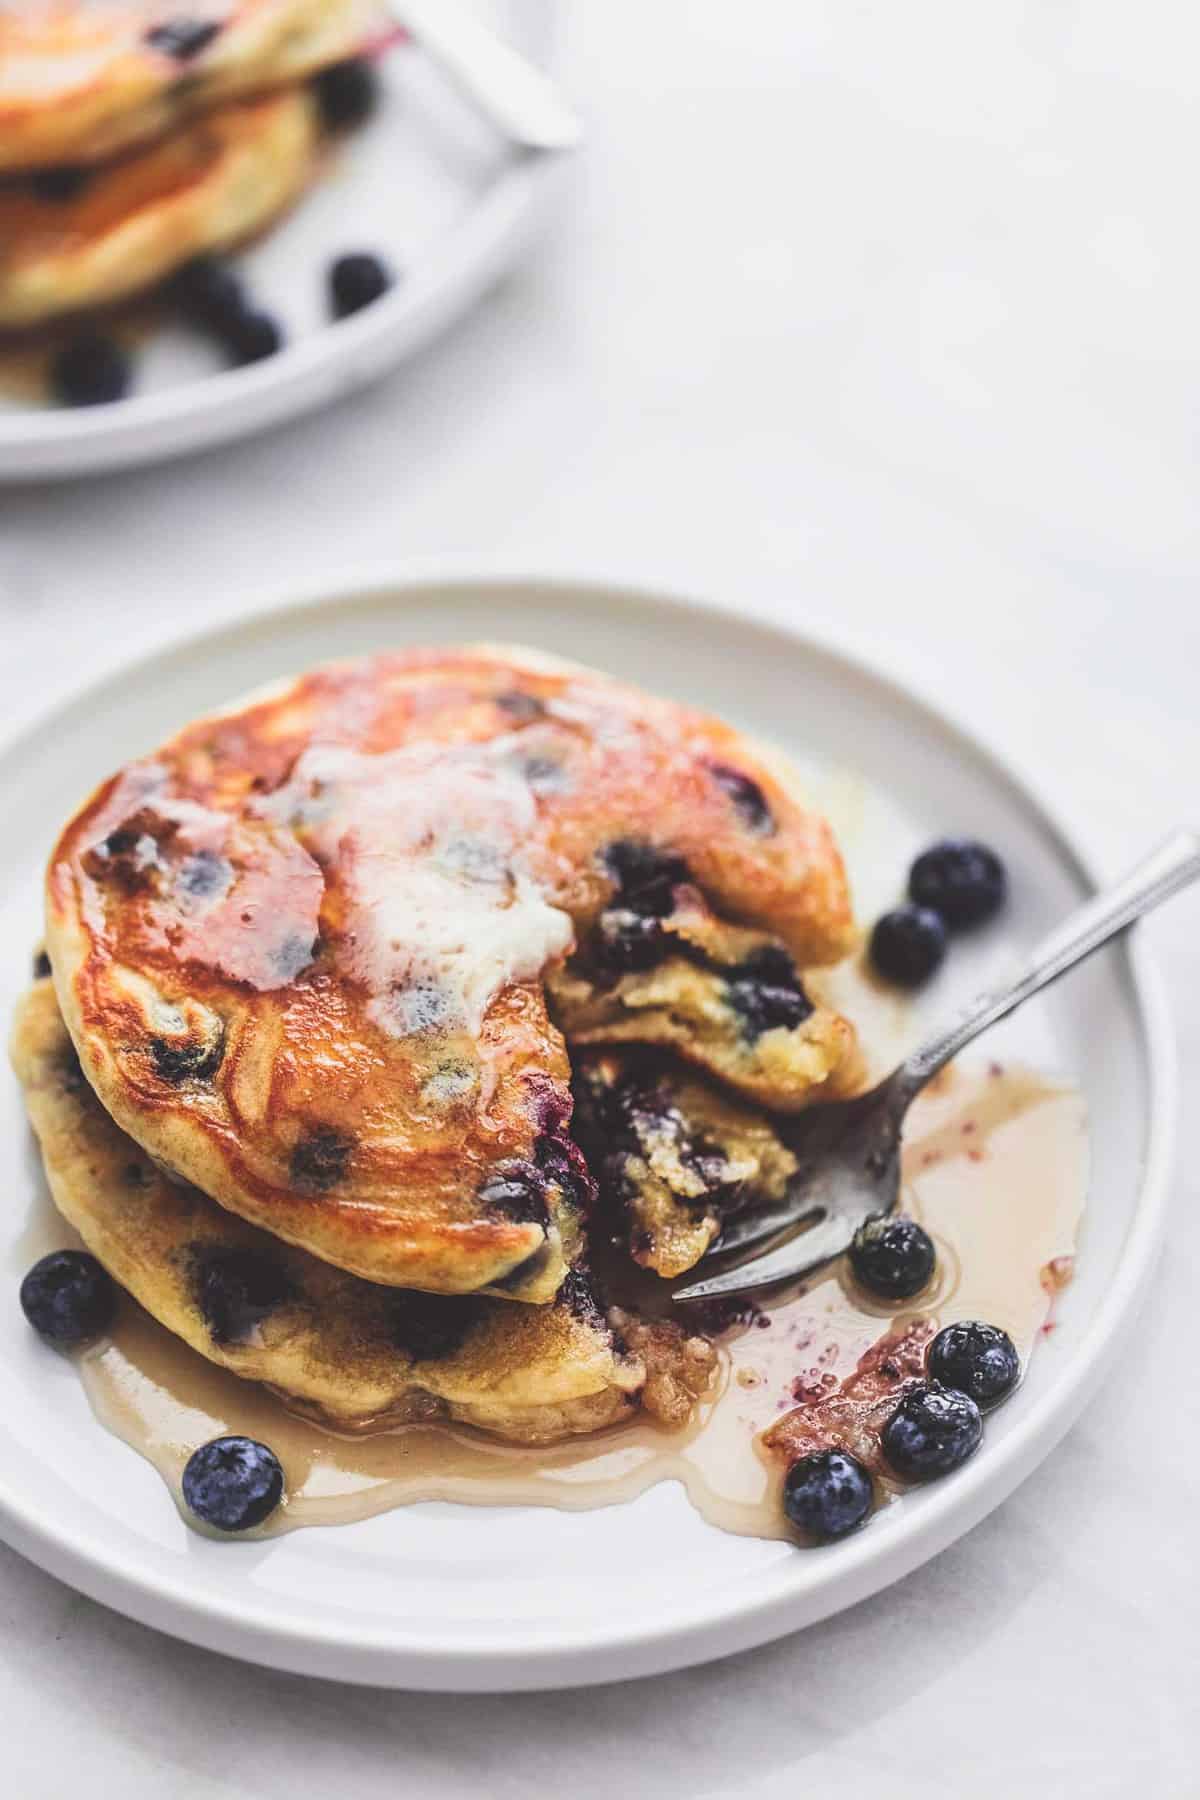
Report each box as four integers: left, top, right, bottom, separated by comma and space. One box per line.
13, 978, 717, 1442
43, 645, 859, 1300
0, 0, 382, 173
0, 89, 320, 330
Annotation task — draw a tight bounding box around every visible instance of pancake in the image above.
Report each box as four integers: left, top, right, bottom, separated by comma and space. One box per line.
0, 89, 320, 331
572, 1051, 799, 1278
548, 873, 859, 1111
11, 979, 716, 1442
0, 1, 381, 174
44, 644, 857, 1298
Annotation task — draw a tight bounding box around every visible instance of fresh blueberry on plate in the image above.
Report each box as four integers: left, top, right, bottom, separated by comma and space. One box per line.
909, 838, 1007, 930
869, 904, 947, 987
882, 1381, 983, 1479
928, 1320, 1020, 1409
182, 1435, 284, 1532
169, 255, 246, 331
223, 310, 284, 366
329, 252, 394, 319
849, 1213, 936, 1300
783, 1448, 874, 1540
51, 335, 132, 407
20, 1250, 116, 1346
314, 57, 380, 132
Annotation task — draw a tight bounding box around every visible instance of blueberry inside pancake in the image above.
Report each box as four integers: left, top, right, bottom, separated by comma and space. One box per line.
572, 1051, 799, 1278
44, 645, 857, 1300
547, 850, 859, 1112
11, 980, 716, 1442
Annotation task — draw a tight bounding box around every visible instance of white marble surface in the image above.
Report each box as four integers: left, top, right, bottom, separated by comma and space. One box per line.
2, 3, 1198, 1793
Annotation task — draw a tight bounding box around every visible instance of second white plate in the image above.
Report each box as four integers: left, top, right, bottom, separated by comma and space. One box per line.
0, 2, 565, 481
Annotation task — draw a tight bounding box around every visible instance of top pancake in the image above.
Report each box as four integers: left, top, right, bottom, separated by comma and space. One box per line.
45, 644, 857, 1296
0, 1, 380, 173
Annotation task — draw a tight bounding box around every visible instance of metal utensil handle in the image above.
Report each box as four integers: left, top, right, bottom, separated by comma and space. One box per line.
398, 0, 583, 151
900, 828, 1200, 1093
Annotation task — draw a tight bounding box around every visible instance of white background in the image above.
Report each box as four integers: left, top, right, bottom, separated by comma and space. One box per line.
2, 3, 1198, 1794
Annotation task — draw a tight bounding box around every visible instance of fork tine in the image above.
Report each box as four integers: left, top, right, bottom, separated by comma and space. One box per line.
708, 1202, 823, 1260
671, 1214, 854, 1303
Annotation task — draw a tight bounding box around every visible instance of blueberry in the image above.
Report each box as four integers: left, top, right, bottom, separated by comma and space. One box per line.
604, 841, 689, 916
20, 1250, 116, 1346
313, 57, 380, 131
478, 1163, 549, 1226
32, 948, 52, 979
909, 839, 1007, 930
144, 19, 222, 60
593, 907, 667, 973
726, 948, 813, 1039
289, 1126, 352, 1191
329, 252, 394, 319
223, 309, 283, 367
181, 1435, 283, 1532
494, 689, 546, 721
30, 165, 90, 203
707, 762, 775, 835
869, 905, 947, 988
726, 975, 812, 1038
558, 1267, 607, 1333
928, 1320, 1020, 1409
50, 335, 132, 407
782, 1448, 874, 1540
168, 256, 246, 331
192, 1246, 293, 1345
390, 1292, 479, 1360
149, 1023, 225, 1083
849, 1214, 935, 1300
882, 1381, 982, 1479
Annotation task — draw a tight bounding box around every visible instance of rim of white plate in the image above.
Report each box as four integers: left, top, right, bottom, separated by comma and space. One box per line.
0, 564, 1176, 1688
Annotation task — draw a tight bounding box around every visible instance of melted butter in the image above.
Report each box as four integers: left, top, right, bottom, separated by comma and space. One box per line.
65, 1057, 1087, 1541
260, 743, 575, 1034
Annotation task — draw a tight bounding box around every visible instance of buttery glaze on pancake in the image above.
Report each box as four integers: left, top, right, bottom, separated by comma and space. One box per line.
12, 980, 717, 1441
45, 645, 857, 1298
0, 1, 381, 173
0, 89, 319, 330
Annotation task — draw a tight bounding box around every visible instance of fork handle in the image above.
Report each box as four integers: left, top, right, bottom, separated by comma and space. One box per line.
398, 0, 583, 151
898, 828, 1200, 1096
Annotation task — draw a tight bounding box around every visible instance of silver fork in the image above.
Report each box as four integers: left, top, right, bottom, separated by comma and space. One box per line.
673, 829, 1200, 1305
398, 0, 583, 152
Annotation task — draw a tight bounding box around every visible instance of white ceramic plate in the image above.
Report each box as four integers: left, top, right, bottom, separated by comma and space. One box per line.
0, 3, 564, 482
0, 571, 1174, 1690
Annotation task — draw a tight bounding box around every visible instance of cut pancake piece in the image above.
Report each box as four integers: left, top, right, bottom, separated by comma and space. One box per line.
572, 1050, 799, 1279
45, 645, 855, 1297
0, 89, 320, 330
0, 1, 382, 174
548, 861, 859, 1111
11, 980, 716, 1443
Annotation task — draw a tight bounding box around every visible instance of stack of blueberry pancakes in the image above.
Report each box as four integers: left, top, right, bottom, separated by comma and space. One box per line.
0, 2, 384, 332
12, 645, 862, 1447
